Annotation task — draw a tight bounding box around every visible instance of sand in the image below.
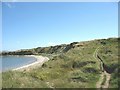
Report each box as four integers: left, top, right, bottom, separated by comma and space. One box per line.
12, 55, 49, 71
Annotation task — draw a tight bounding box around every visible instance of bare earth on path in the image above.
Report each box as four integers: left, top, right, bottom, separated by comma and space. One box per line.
94, 46, 111, 88
102, 71, 111, 88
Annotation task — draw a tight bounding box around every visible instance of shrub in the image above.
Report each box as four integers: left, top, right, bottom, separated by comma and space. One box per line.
82, 67, 98, 73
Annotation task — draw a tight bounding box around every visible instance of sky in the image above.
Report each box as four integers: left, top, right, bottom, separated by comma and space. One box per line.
2, 2, 118, 51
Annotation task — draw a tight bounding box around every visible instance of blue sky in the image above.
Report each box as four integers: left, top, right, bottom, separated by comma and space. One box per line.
2, 2, 118, 51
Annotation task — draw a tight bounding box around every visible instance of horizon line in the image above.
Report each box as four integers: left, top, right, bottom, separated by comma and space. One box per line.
2, 36, 118, 52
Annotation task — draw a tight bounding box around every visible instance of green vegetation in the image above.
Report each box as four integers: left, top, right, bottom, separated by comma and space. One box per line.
98, 38, 118, 70
2, 38, 119, 88
97, 38, 119, 88
2, 71, 48, 88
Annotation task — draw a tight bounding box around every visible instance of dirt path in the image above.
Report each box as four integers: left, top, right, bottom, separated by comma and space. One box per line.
96, 72, 104, 88
93, 46, 111, 88
102, 71, 111, 88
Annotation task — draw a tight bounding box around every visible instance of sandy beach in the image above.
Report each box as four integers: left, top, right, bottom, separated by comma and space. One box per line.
12, 55, 49, 71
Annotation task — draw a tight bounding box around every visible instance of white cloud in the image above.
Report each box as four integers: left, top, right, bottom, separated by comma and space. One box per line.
4, 2, 15, 8
5, 3, 12, 8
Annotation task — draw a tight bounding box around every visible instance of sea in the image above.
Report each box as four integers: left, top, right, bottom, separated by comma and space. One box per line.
0, 56, 36, 72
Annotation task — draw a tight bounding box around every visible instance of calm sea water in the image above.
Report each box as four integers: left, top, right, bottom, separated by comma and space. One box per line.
0, 56, 36, 72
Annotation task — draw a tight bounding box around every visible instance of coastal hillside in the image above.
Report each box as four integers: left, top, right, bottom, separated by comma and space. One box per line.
2, 38, 119, 88
2, 42, 79, 55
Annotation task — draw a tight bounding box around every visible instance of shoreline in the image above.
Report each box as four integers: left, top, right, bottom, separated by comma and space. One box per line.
12, 55, 49, 71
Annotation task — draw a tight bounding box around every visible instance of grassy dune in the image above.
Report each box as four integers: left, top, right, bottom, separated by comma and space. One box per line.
2, 38, 119, 88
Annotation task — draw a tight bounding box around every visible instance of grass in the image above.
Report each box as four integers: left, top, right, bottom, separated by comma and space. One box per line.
2, 38, 119, 88
97, 38, 119, 87
2, 71, 49, 88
